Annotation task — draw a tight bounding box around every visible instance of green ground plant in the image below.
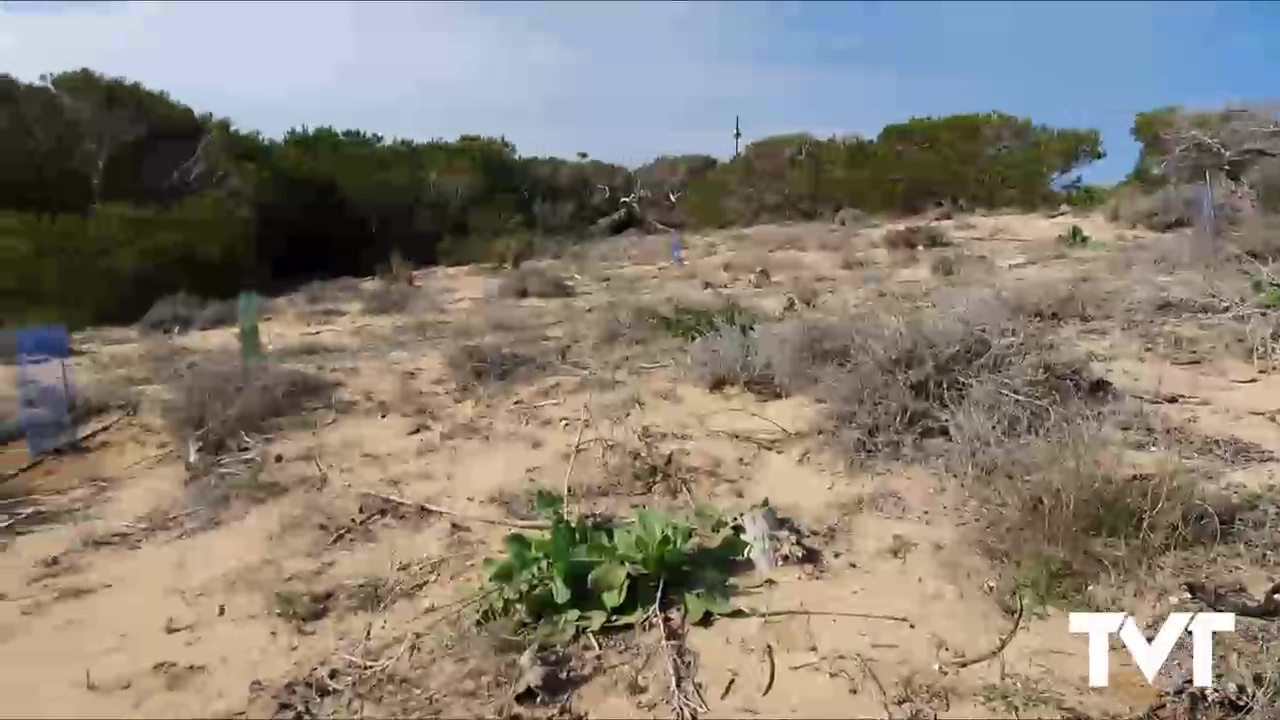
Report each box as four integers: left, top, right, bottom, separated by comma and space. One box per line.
478, 491, 747, 643
1057, 224, 1094, 248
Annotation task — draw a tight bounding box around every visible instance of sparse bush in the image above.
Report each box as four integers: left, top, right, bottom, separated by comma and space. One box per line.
137, 293, 240, 335
688, 314, 866, 398
833, 207, 871, 228
496, 266, 574, 299
361, 282, 418, 315
163, 354, 335, 461
193, 298, 239, 329
1063, 183, 1110, 210
751, 316, 858, 396
654, 302, 756, 341
688, 322, 768, 395
883, 224, 951, 251
1113, 184, 1199, 231
929, 253, 957, 277
1002, 279, 1106, 324
793, 283, 821, 308
375, 248, 414, 284
973, 431, 1232, 600
298, 277, 364, 306
1057, 224, 1092, 248
136, 293, 199, 334
447, 342, 539, 385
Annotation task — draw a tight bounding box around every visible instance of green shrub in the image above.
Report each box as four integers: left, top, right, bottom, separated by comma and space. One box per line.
479, 491, 747, 642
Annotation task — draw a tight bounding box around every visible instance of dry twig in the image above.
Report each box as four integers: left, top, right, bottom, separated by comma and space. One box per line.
563, 400, 589, 517
360, 490, 554, 530
945, 592, 1024, 670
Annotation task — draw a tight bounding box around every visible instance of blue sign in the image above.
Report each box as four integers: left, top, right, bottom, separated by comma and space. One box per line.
671, 231, 684, 265
13, 325, 76, 457
1198, 182, 1216, 240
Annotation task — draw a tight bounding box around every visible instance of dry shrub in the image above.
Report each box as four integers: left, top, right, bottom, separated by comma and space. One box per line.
497, 266, 575, 299
973, 435, 1225, 601
163, 354, 335, 459
361, 282, 419, 315
833, 207, 872, 229
275, 338, 346, 360
597, 304, 665, 347
298, 277, 365, 306
1227, 211, 1280, 262
447, 342, 540, 385
822, 295, 1112, 463
929, 253, 957, 278
687, 322, 769, 395
1001, 278, 1109, 324
883, 224, 951, 251
792, 282, 821, 308
138, 293, 239, 334
1111, 184, 1200, 232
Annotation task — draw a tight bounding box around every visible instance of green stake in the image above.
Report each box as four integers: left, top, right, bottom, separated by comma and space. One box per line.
237, 291, 262, 363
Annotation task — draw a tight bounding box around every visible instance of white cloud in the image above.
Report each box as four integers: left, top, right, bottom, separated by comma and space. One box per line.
0, 1, 900, 165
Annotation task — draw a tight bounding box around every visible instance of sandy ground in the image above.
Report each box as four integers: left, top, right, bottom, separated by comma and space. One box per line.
0, 211, 1276, 719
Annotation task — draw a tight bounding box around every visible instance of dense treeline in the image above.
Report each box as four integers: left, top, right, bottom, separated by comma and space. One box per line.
2, 68, 1112, 328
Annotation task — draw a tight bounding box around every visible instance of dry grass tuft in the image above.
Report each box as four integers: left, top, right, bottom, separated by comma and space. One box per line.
446, 342, 541, 386
497, 266, 575, 299
163, 354, 335, 461
361, 282, 421, 315
684, 286, 1254, 599
883, 224, 951, 251
298, 277, 365, 306
1109, 185, 1199, 232
137, 293, 239, 335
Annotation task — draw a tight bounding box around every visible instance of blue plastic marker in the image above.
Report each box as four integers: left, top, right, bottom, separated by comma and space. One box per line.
671, 231, 683, 265
14, 325, 76, 457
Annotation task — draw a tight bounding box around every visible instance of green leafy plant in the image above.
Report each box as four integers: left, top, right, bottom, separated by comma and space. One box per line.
1252, 275, 1280, 308
479, 491, 748, 642
1057, 224, 1093, 248
652, 303, 756, 341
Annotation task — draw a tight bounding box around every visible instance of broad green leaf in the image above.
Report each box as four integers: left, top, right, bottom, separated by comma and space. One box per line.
637, 510, 664, 545
613, 528, 641, 561
684, 591, 708, 626
701, 590, 735, 616
551, 572, 572, 605
588, 562, 628, 596
534, 490, 563, 518
484, 558, 516, 584
600, 575, 630, 611
504, 533, 533, 560
539, 616, 576, 644
581, 610, 609, 632
609, 606, 649, 628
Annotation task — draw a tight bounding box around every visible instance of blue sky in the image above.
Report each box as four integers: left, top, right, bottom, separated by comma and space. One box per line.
2, 1, 1276, 182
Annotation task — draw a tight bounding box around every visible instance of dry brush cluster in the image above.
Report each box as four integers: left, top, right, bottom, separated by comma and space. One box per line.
685, 287, 1268, 604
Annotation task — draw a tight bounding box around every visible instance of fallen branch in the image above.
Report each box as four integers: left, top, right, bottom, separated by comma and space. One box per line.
710, 408, 796, 437
0, 507, 41, 530
1184, 580, 1280, 618
945, 592, 1024, 669
360, 490, 553, 530
739, 608, 914, 626
760, 643, 775, 698
847, 654, 893, 720
655, 577, 708, 720
2, 409, 134, 482
563, 400, 589, 517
